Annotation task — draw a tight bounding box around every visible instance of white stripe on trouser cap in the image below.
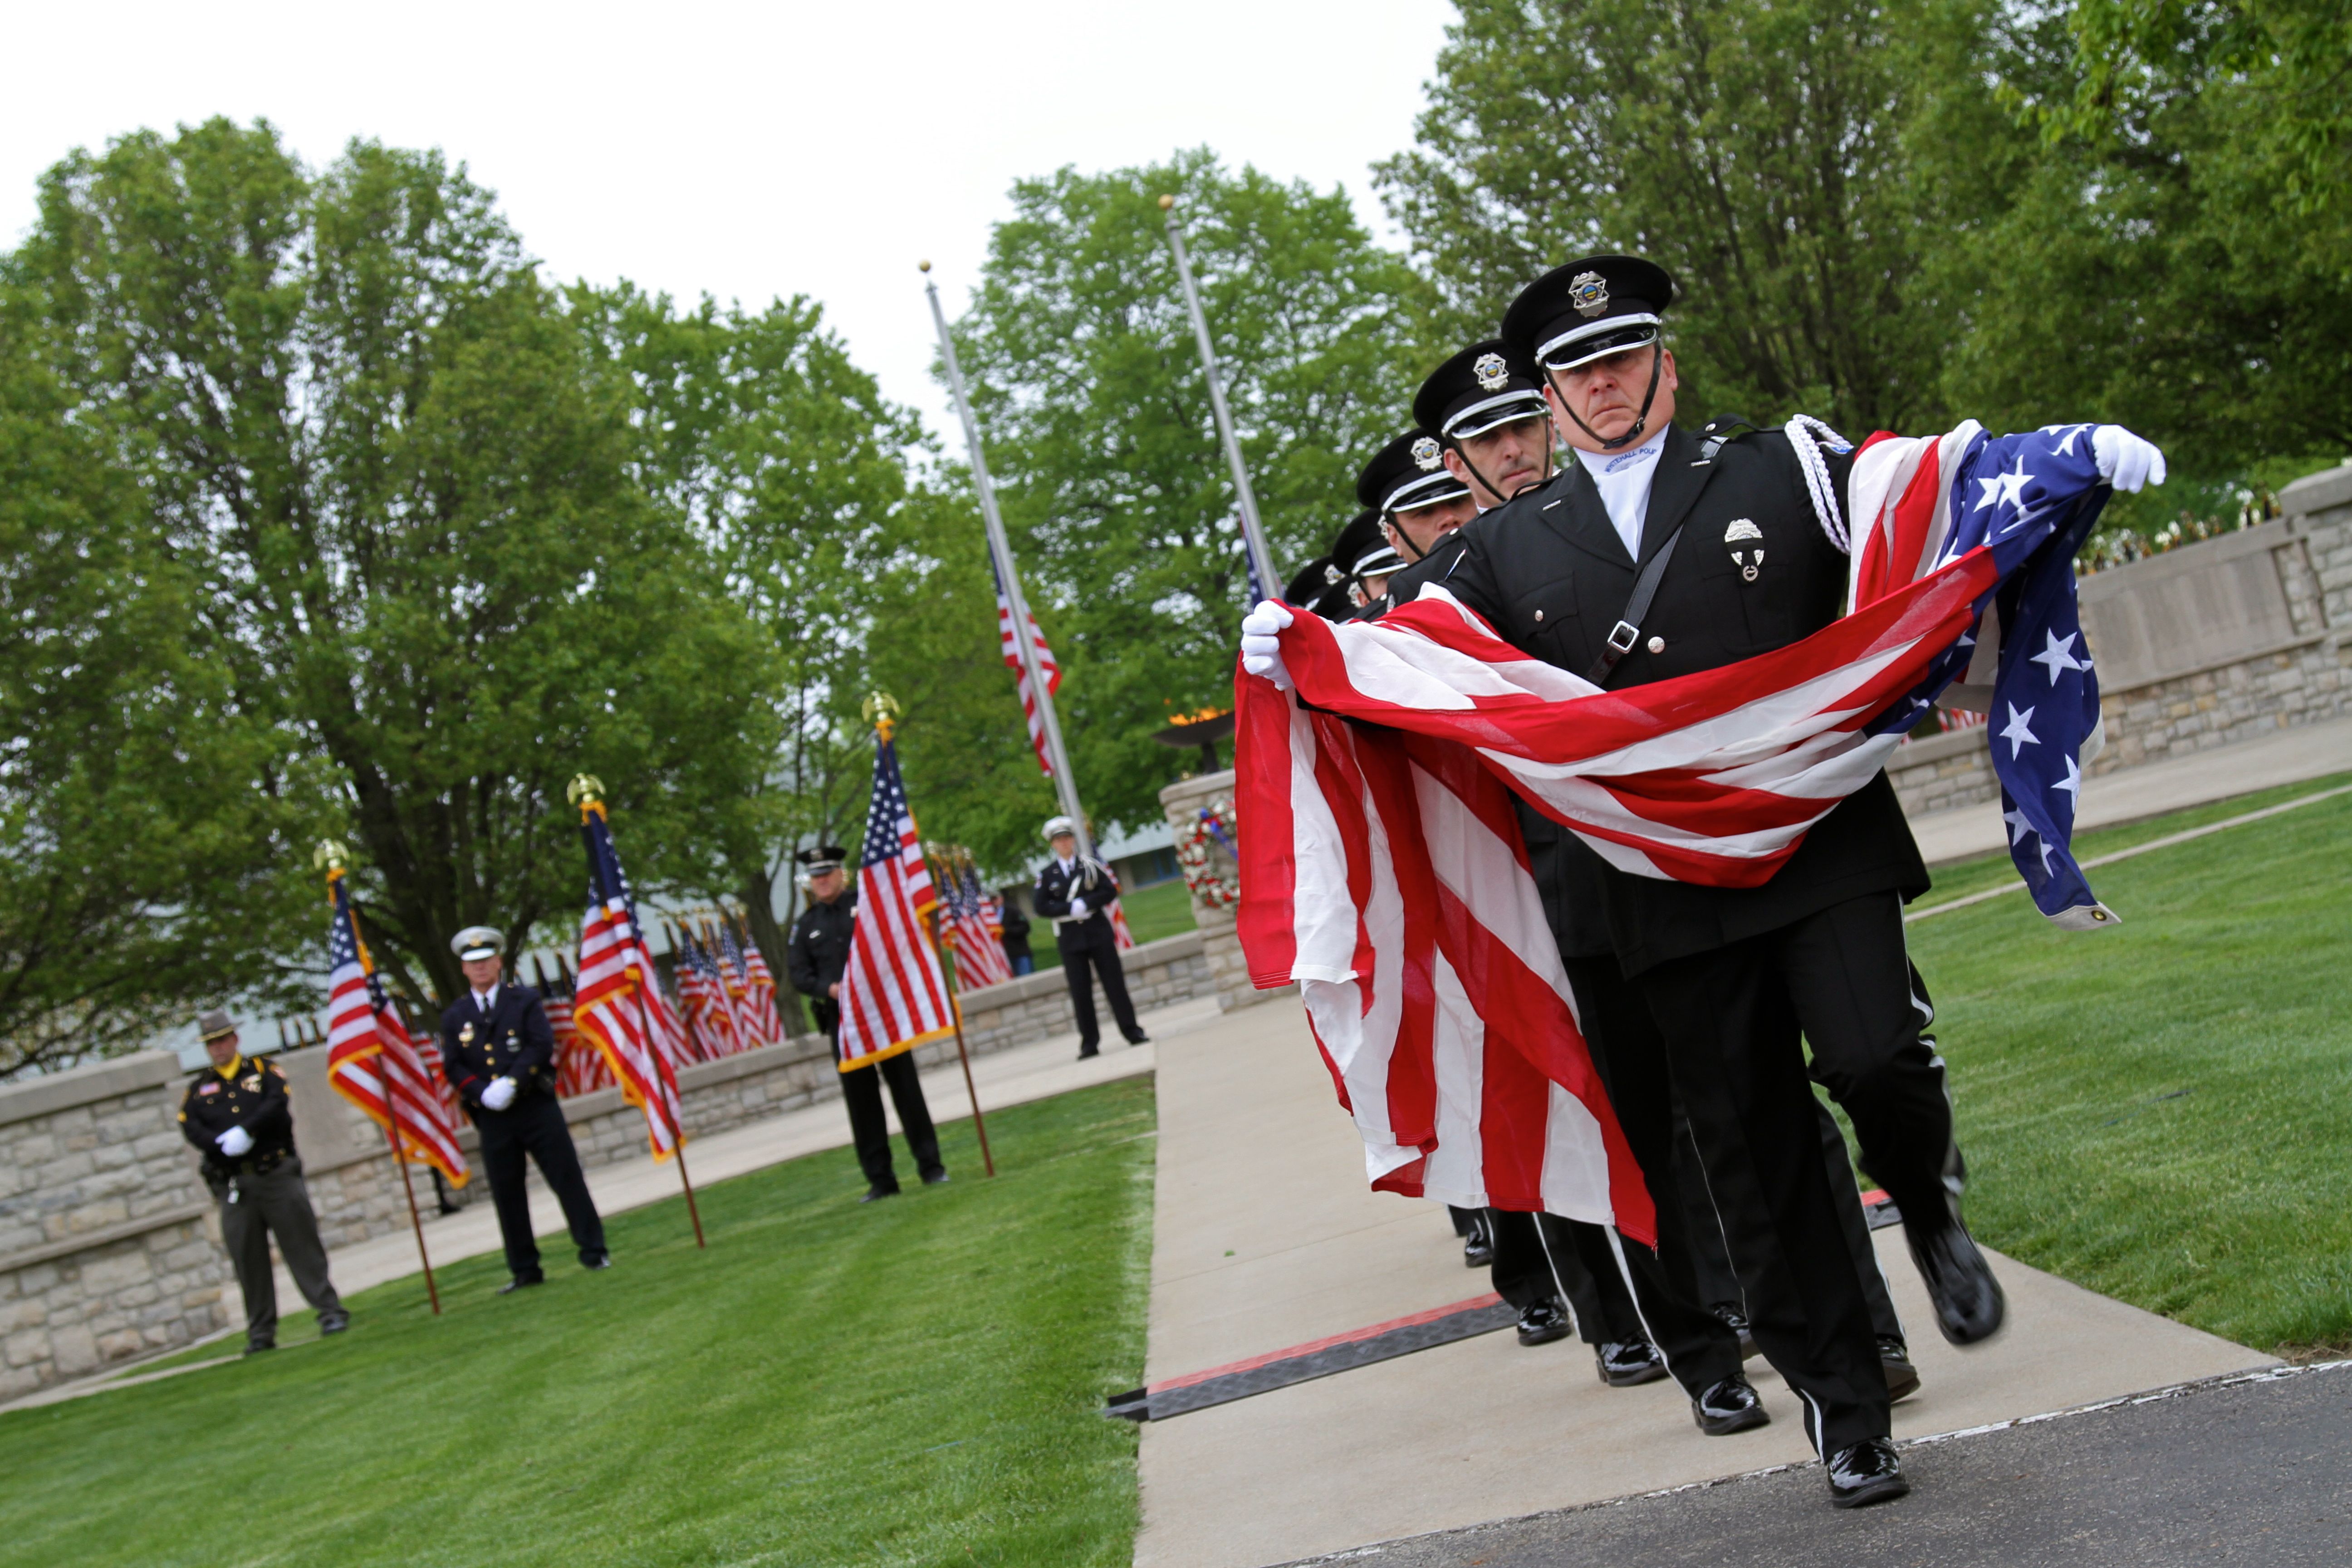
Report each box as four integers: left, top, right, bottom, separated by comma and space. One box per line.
1530, 1215, 1579, 1341
1601, 1225, 1675, 1383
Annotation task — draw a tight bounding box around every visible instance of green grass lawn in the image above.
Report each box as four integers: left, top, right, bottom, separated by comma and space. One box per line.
1900, 777, 2352, 1356
0, 1078, 1156, 1568
1015, 878, 1195, 978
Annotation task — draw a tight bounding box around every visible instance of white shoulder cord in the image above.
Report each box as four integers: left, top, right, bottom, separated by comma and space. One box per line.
1784, 414, 1853, 554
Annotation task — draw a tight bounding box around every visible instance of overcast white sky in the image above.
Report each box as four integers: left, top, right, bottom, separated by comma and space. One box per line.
3, 0, 1455, 423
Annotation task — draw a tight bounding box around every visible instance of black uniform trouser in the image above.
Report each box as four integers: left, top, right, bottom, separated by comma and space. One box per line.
208, 1156, 342, 1346
1674, 1093, 1911, 1347
1059, 931, 1141, 1050
841, 1049, 944, 1192
1486, 1210, 1638, 1345
1632, 891, 1954, 1457
476, 1093, 607, 1281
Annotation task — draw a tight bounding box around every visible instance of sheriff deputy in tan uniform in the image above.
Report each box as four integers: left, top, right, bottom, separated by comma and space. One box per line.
178, 1009, 349, 1353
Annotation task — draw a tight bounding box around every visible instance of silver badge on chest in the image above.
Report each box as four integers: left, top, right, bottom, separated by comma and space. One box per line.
1724, 519, 1764, 582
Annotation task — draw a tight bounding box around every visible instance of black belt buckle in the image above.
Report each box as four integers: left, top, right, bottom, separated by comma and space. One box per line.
1606, 620, 1640, 656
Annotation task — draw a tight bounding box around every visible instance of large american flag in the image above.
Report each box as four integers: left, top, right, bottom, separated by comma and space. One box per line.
996, 561, 1063, 775
942, 861, 1015, 990
1235, 421, 2115, 1234
573, 801, 690, 1159
322, 870, 467, 1185
837, 732, 956, 1071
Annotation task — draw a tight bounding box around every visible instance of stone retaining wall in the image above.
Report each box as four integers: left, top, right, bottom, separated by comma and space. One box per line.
0, 1055, 234, 1398
1887, 468, 2352, 821
947, 931, 1211, 1052
1159, 770, 1288, 1012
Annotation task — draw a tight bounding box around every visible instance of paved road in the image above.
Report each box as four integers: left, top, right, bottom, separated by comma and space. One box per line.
1292, 1363, 2352, 1568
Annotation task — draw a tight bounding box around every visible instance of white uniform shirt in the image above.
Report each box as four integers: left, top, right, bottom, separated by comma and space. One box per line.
1573, 435, 1667, 559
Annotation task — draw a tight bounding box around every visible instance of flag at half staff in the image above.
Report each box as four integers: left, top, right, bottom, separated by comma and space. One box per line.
323, 867, 467, 1186
996, 560, 1062, 776
837, 726, 956, 1071
573, 794, 689, 1159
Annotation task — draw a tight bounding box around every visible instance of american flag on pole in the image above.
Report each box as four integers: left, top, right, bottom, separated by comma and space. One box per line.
676, 934, 744, 1060
996, 561, 1062, 775
323, 870, 467, 1185
547, 957, 616, 1097
714, 923, 774, 1051
837, 731, 956, 1071
942, 862, 1015, 990
573, 799, 689, 1159
1235, 422, 2117, 1234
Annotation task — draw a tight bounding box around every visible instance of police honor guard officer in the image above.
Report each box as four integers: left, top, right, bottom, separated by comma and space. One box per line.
786, 845, 946, 1200
1032, 817, 1148, 1058
179, 1010, 348, 1353
439, 926, 610, 1291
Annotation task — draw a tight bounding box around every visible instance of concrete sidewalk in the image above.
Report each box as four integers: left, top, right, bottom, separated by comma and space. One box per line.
1133, 1000, 2275, 1568
1906, 712, 2352, 866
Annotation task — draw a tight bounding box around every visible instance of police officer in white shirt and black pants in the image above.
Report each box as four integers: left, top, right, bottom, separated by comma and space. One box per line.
1031, 816, 1148, 1059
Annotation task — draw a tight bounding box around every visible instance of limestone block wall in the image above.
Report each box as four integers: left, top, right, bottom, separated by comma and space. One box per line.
1158, 770, 1290, 1011
947, 931, 1212, 1052
1886, 475, 2352, 821
0, 1055, 235, 1398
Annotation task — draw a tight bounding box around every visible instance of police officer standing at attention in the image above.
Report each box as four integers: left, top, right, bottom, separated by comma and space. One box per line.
179, 1010, 349, 1354
441, 926, 610, 1292
1033, 817, 1147, 1058
787, 846, 947, 1200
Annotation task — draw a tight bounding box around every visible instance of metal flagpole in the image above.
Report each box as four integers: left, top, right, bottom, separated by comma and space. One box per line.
921, 261, 1099, 862
1158, 194, 1280, 603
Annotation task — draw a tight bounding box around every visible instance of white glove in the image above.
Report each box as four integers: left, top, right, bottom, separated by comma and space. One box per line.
1240, 600, 1296, 692
481, 1076, 517, 1111
215, 1125, 254, 1158
2092, 426, 2166, 493
1068, 897, 1089, 918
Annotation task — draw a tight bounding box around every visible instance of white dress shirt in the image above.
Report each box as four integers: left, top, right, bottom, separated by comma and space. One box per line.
1573, 435, 1667, 559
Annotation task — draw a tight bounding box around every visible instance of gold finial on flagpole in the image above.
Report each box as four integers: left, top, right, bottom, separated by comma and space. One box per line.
862, 691, 902, 741
919, 259, 932, 272
566, 774, 605, 808
313, 839, 349, 873
1157, 194, 1174, 211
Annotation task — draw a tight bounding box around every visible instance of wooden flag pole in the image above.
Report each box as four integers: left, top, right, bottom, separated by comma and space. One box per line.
384, 1123, 443, 1316
931, 920, 997, 1178
672, 1137, 709, 1249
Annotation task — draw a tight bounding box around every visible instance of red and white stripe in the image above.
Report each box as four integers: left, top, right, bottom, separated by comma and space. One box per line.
1000, 590, 1063, 776
947, 902, 1015, 990
322, 889, 467, 1186
838, 785, 954, 1072
1235, 437, 1999, 1229
735, 935, 786, 1047
549, 988, 616, 1097
574, 896, 687, 1159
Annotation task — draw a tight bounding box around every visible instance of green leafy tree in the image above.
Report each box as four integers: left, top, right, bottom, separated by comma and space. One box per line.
946, 149, 1430, 833
0, 293, 324, 1075
1376, 0, 2010, 436
11, 119, 782, 1008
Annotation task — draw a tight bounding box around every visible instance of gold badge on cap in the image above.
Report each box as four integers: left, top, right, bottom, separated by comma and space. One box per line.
1411, 436, 1443, 471
1474, 352, 1509, 391
1569, 271, 1610, 318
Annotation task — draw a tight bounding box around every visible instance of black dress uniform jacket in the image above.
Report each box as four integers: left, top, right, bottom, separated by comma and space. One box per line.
1436, 423, 1929, 975
1033, 857, 1122, 952
438, 985, 559, 1111
179, 1054, 296, 1174
787, 890, 858, 1034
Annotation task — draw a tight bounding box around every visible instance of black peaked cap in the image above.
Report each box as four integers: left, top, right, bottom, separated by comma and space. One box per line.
1329, 508, 1401, 579
1501, 255, 1676, 372
1355, 431, 1473, 514
1412, 339, 1549, 441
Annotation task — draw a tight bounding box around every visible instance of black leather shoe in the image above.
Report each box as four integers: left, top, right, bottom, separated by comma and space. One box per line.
859, 1186, 900, 1203
496, 1275, 543, 1295
1827, 1437, 1910, 1508
1123, 1031, 1150, 1045
1906, 1218, 2006, 1344
1596, 1339, 1670, 1387
582, 1255, 613, 1271
1076, 1046, 1100, 1060
1879, 1337, 1921, 1402
922, 1170, 950, 1186
1463, 1233, 1494, 1269
1515, 1297, 1571, 1346
243, 1338, 275, 1356
1715, 1305, 1759, 1361
1691, 1373, 1771, 1435
318, 1311, 350, 1335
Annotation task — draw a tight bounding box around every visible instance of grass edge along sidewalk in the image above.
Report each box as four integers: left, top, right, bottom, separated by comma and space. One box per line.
0, 1077, 1156, 1568
1903, 777, 2352, 1359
